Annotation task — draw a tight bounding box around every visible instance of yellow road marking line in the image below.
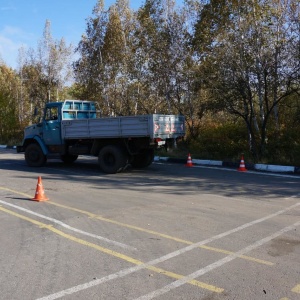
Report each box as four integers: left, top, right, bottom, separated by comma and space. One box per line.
279, 284, 300, 299
292, 284, 300, 293
0, 205, 223, 293
0, 186, 274, 266
0, 187, 31, 198
49, 201, 274, 266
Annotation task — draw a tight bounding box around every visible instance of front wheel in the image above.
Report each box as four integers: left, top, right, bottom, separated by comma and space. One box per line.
98, 145, 127, 174
25, 143, 47, 167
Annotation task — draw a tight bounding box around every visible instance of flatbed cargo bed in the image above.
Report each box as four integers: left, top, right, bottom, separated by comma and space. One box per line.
61, 114, 185, 140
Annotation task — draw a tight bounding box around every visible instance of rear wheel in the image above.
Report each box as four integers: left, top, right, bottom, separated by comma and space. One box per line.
98, 145, 127, 174
131, 149, 154, 168
61, 154, 78, 164
25, 143, 47, 167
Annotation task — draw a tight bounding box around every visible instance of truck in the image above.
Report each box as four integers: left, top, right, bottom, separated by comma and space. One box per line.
17, 100, 185, 173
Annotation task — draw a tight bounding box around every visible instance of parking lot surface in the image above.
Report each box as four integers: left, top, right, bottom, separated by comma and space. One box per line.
0, 148, 299, 299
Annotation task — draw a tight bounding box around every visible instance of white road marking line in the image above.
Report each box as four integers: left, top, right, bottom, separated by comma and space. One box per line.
35, 202, 300, 300
36, 264, 151, 300
0, 200, 136, 251
135, 219, 300, 300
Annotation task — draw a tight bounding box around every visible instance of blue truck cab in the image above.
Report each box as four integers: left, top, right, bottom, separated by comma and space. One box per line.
17, 100, 97, 167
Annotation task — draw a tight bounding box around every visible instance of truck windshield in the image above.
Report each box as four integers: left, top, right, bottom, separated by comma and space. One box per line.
45, 107, 58, 121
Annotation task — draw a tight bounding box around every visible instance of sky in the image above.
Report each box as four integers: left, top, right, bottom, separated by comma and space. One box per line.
0, 0, 148, 70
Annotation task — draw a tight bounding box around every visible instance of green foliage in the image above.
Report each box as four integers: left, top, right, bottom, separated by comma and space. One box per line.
262, 127, 300, 166
193, 0, 300, 160
184, 120, 300, 166
1, 0, 300, 168
0, 65, 22, 144
188, 121, 249, 161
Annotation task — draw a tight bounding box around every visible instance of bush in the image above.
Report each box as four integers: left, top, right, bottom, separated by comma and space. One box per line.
187, 122, 249, 161
263, 127, 300, 166
183, 120, 300, 166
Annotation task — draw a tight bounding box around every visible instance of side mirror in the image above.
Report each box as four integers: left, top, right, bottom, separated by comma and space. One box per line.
34, 107, 38, 116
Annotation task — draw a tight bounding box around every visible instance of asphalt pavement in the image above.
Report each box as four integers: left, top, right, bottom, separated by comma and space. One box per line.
0, 148, 299, 300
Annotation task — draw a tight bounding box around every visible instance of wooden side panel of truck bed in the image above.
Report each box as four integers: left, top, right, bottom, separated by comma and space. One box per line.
61, 114, 185, 140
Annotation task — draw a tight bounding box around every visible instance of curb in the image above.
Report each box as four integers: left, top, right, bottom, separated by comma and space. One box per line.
154, 156, 300, 175
0, 145, 16, 149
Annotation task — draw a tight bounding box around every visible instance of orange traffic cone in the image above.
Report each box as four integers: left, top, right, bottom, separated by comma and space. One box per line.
237, 155, 247, 172
32, 176, 49, 201
185, 153, 193, 167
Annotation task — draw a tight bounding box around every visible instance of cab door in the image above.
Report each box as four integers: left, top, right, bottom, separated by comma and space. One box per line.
42, 105, 62, 151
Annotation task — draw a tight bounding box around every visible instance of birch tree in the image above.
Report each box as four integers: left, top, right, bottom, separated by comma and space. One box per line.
0, 64, 20, 142
36, 20, 73, 102
195, 0, 300, 159
74, 0, 108, 106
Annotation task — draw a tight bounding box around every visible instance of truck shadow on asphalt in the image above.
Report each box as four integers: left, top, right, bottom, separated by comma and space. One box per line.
0, 155, 299, 201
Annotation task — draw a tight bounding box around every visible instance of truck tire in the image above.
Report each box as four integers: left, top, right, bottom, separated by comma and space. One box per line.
131, 149, 154, 168
25, 143, 47, 167
61, 154, 78, 164
98, 145, 127, 174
